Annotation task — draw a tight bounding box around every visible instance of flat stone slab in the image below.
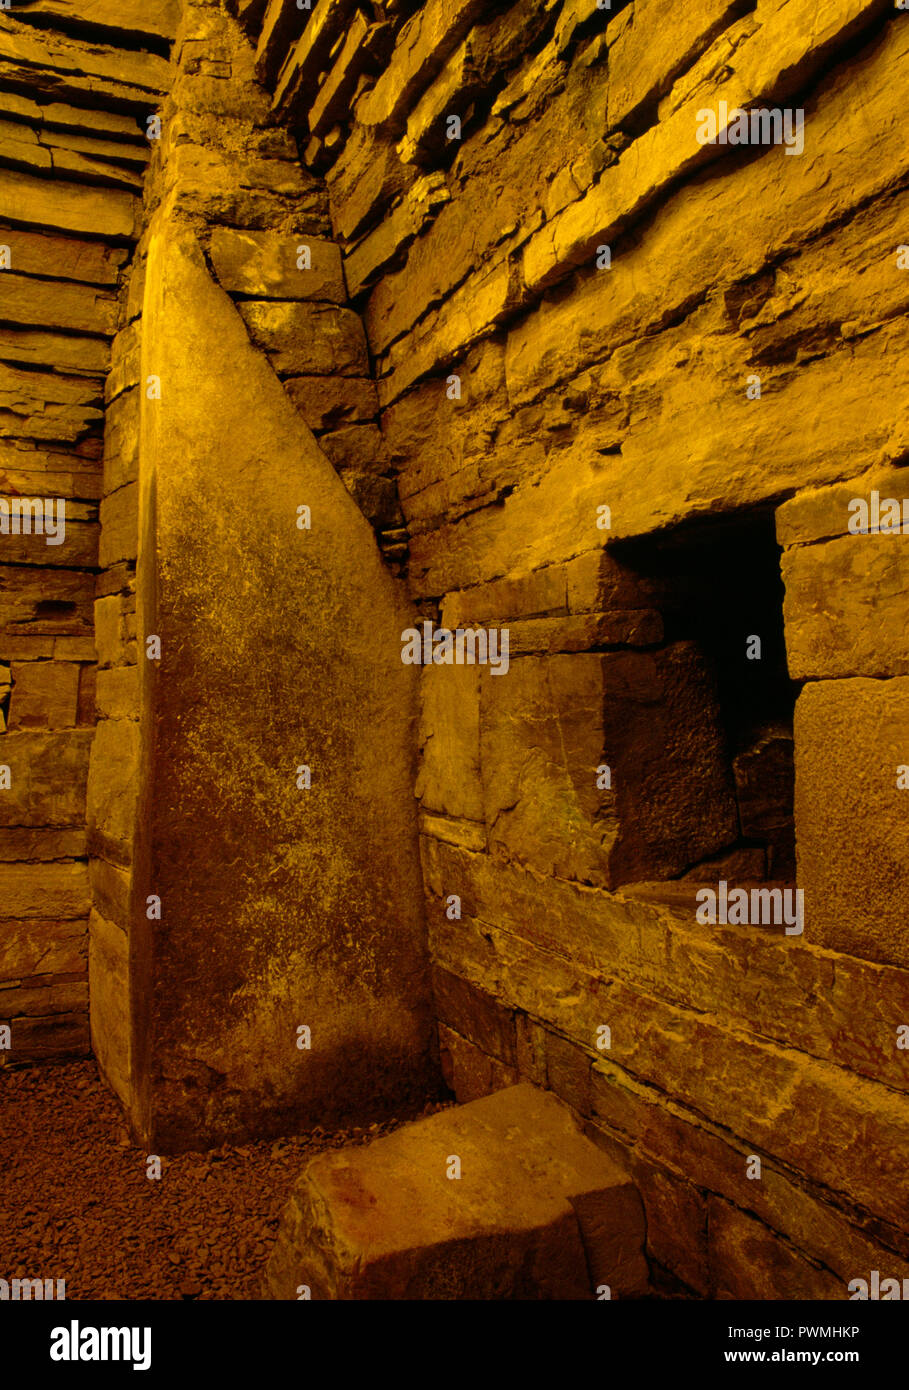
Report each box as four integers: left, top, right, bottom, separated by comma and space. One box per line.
266, 1083, 648, 1299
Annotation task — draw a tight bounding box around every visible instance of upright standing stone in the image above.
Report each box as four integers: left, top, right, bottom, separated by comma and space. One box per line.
128, 224, 435, 1148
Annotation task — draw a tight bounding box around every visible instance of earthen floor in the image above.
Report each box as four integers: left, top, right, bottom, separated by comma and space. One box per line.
0, 1059, 438, 1300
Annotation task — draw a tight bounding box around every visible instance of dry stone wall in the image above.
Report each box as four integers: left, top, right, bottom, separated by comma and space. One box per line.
241, 0, 909, 1295
0, 0, 175, 1063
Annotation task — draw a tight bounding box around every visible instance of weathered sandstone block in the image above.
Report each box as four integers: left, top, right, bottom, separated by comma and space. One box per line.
22, 0, 179, 43
344, 172, 449, 297
707, 1197, 843, 1301
0, 12, 171, 103
606, 0, 743, 132
424, 834, 909, 1096
0, 359, 104, 413
238, 300, 369, 376
0, 567, 94, 634
0, 327, 108, 379
0, 827, 86, 861
0, 1011, 88, 1062
794, 678, 909, 969
105, 325, 142, 405
93, 593, 136, 669
0, 861, 90, 919
481, 646, 737, 889
103, 389, 140, 495
432, 965, 517, 1070
0, 510, 97, 568
269, 0, 356, 118
316, 422, 389, 475
98, 484, 138, 568
431, 901, 909, 1230
0, 168, 139, 240
0, 730, 92, 826
7, 661, 80, 730
522, 0, 889, 295
356, 0, 488, 134
88, 856, 132, 931
0, 224, 127, 285
283, 375, 378, 431
163, 144, 320, 231
438, 1024, 519, 1103
0, 915, 86, 979
416, 662, 483, 823
266, 1083, 648, 1299
0, 978, 87, 1020
325, 124, 415, 244
780, 473, 909, 678
210, 228, 346, 302
94, 667, 138, 721
335, 470, 401, 531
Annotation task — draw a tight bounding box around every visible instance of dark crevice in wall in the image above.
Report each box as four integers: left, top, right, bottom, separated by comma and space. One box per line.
613, 509, 798, 883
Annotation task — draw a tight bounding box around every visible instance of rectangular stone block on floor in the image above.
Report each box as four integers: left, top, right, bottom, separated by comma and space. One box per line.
266, 1082, 648, 1299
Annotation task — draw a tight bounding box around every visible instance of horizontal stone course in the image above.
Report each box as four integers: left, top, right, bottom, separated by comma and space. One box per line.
421, 836, 909, 1095
427, 901, 909, 1233
0, 1009, 88, 1062
0, 861, 90, 919
0, 167, 140, 240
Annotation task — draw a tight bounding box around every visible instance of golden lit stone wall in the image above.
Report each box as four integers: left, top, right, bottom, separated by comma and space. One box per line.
0, 0, 176, 1062
4, 0, 909, 1300
242, 0, 909, 1296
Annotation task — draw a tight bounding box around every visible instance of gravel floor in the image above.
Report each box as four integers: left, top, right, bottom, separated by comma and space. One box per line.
0, 1058, 439, 1300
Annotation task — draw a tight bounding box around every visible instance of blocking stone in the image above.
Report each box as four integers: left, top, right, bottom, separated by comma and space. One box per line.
266, 1083, 648, 1300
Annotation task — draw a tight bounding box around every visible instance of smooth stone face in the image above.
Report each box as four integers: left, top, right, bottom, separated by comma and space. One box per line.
0, 731, 92, 827
7, 661, 80, 730
0, 861, 90, 919
85, 717, 139, 865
